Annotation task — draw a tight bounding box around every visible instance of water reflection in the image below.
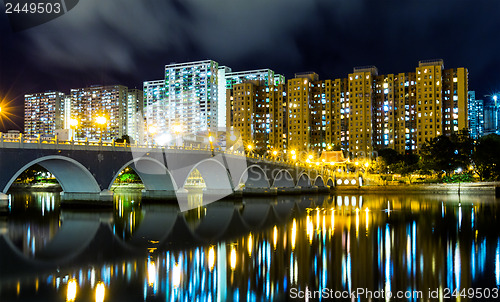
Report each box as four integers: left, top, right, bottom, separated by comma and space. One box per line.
0, 192, 500, 301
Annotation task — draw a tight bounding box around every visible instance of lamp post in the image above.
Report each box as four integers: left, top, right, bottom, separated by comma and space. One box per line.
272, 150, 279, 161
209, 134, 214, 157
247, 144, 254, 156
95, 116, 107, 142
172, 124, 182, 147
68, 118, 78, 141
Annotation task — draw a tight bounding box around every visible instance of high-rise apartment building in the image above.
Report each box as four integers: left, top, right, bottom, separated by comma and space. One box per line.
222, 68, 284, 131
145, 61, 285, 145
70, 85, 128, 141
468, 91, 484, 139
143, 79, 166, 143
227, 60, 469, 157
484, 94, 500, 135
218, 66, 232, 129
346, 66, 377, 156
24, 91, 66, 138
226, 80, 286, 151
127, 89, 144, 143
164, 60, 219, 135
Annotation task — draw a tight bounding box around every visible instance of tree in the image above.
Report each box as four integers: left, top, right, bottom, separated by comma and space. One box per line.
116, 135, 134, 144
420, 135, 460, 176
377, 148, 403, 166
450, 129, 474, 169
473, 134, 500, 180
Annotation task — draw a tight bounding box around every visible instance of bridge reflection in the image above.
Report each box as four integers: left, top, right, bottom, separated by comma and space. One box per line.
1, 193, 500, 301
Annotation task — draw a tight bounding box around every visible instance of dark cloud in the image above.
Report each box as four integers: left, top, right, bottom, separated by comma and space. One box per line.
1, 0, 500, 129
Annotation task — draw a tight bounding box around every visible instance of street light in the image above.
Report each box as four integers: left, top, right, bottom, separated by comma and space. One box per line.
95, 116, 107, 142
69, 118, 78, 127
172, 124, 182, 146
209, 134, 214, 156
96, 116, 107, 125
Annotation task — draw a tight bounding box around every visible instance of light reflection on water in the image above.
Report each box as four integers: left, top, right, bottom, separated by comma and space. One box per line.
0, 192, 500, 301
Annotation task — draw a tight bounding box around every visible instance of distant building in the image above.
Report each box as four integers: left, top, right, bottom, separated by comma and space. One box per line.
24, 91, 67, 138
468, 91, 484, 139
484, 94, 500, 135
164, 60, 219, 134
217, 66, 232, 129
126, 88, 144, 143
226, 80, 286, 151
70, 85, 128, 141
227, 60, 469, 157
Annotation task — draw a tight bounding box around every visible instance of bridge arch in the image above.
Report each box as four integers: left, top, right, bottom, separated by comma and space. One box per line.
238, 165, 270, 188
313, 176, 325, 187
185, 158, 232, 191
2, 155, 100, 194
108, 158, 178, 191
271, 169, 294, 188
296, 173, 312, 187
327, 178, 334, 187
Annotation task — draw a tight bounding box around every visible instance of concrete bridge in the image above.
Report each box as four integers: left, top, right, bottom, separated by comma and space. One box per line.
0, 138, 363, 207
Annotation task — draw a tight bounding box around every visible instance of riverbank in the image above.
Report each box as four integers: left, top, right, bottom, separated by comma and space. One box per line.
110, 183, 145, 192
8, 181, 500, 196
332, 181, 500, 195
9, 183, 62, 192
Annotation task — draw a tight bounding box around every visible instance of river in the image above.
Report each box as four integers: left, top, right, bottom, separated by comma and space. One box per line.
0, 191, 499, 301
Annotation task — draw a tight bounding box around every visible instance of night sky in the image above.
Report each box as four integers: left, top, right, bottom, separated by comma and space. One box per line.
1, 0, 500, 131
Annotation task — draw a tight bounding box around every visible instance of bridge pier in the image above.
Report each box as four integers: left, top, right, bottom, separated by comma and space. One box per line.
60, 190, 114, 207
240, 187, 278, 196
141, 190, 177, 201
0, 193, 8, 208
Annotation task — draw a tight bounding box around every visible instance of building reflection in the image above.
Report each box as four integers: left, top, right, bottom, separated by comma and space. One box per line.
1, 193, 500, 301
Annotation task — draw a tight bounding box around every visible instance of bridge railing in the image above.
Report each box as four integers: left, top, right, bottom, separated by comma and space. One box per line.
0, 132, 335, 175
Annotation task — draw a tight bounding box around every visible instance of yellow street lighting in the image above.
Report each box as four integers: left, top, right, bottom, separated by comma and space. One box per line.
95, 116, 107, 125
69, 118, 78, 127
355, 161, 359, 166
272, 150, 278, 156
0, 99, 16, 128
291, 150, 296, 155
95, 282, 105, 302
66, 279, 77, 302
148, 125, 158, 134
292, 155, 297, 160
247, 144, 253, 151
230, 246, 237, 271
364, 162, 369, 168
308, 154, 314, 160
172, 124, 182, 134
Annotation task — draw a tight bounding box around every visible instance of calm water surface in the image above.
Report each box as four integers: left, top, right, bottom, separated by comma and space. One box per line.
0, 192, 500, 301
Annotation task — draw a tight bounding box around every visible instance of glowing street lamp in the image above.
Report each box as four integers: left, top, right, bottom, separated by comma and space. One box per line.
95, 116, 107, 141
148, 125, 158, 134
66, 279, 77, 302
247, 144, 254, 155
69, 118, 78, 128
172, 124, 182, 134
95, 116, 107, 125
209, 134, 215, 156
